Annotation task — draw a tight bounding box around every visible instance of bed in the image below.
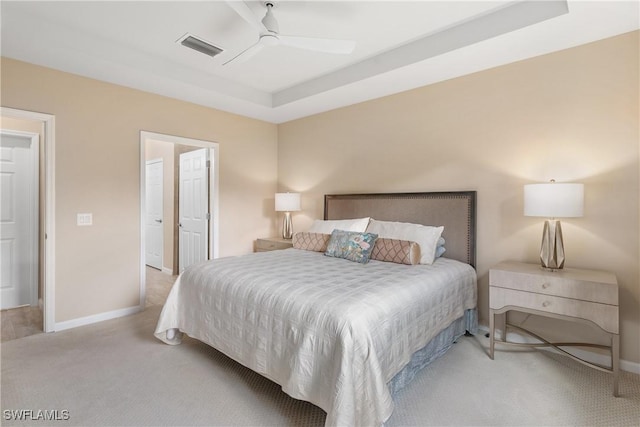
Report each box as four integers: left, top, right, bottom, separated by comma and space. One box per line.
154, 191, 477, 426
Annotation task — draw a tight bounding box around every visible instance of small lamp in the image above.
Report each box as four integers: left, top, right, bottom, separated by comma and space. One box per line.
524, 180, 584, 270
275, 192, 300, 239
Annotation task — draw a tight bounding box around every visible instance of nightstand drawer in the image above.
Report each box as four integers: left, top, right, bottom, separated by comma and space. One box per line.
490, 263, 617, 305
490, 287, 619, 334
255, 237, 293, 252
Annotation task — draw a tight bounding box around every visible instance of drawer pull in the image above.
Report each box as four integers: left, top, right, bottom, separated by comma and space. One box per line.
542, 301, 551, 308
542, 282, 550, 289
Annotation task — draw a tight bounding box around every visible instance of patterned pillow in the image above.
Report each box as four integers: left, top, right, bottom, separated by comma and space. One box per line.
365, 219, 444, 265
324, 230, 378, 264
292, 232, 331, 252
371, 238, 421, 265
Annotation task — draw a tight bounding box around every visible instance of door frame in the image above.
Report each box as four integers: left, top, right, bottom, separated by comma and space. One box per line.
1, 107, 56, 332
0, 129, 39, 308
139, 131, 219, 307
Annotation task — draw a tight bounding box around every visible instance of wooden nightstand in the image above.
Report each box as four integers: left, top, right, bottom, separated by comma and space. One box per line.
255, 236, 293, 252
489, 261, 619, 396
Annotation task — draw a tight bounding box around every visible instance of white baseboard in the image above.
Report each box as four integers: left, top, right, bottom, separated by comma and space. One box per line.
477, 325, 640, 375
54, 305, 142, 332
161, 267, 173, 275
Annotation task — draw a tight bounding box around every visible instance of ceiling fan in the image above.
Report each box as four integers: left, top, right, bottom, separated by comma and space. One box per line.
224, 1, 356, 66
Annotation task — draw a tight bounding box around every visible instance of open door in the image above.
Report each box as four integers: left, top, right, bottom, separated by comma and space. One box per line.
144, 159, 163, 270
178, 148, 209, 273
0, 130, 39, 309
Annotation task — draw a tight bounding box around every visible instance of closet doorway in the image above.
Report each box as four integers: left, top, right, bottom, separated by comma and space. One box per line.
139, 131, 219, 305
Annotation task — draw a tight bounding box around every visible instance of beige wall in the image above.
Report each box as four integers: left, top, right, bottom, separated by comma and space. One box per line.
1, 57, 278, 323
277, 31, 640, 364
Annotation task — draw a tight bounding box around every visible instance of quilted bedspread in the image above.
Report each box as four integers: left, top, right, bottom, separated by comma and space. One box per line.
154, 249, 476, 426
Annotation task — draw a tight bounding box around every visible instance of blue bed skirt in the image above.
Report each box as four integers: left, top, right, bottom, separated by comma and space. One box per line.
388, 308, 478, 396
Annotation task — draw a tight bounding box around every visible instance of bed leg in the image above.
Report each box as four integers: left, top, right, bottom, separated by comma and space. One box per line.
166, 328, 178, 341
455, 331, 474, 343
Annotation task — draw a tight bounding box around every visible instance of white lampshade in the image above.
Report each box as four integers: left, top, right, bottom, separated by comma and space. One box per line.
524, 182, 584, 218
275, 193, 300, 212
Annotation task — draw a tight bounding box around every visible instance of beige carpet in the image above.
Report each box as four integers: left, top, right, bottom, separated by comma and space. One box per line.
1, 306, 639, 426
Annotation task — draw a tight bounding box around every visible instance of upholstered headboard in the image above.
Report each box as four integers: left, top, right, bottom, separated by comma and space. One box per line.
324, 191, 476, 267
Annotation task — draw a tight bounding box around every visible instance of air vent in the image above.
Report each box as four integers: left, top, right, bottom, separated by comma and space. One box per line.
178, 34, 223, 58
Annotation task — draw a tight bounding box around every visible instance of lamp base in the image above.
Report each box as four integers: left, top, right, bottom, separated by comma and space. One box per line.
282, 211, 293, 240
540, 219, 565, 270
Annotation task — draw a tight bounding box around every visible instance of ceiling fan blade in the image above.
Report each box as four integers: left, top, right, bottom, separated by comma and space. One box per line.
225, 0, 266, 33
278, 35, 356, 54
223, 41, 264, 66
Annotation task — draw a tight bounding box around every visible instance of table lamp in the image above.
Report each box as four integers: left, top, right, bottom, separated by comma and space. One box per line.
275, 192, 300, 239
524, 180, 584, 270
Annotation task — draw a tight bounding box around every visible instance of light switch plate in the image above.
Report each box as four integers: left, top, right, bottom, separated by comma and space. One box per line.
77, 213, 92, 226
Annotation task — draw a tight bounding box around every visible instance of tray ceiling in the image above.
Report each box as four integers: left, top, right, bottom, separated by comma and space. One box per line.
1, 1, 638, 123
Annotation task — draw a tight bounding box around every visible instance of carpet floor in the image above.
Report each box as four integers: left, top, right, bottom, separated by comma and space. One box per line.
1, 305, 639, 426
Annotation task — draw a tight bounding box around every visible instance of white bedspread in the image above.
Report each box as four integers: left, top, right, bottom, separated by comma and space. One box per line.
154, 249, 476, 426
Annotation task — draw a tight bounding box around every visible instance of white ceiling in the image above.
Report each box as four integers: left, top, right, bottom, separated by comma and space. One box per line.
1, 1, 638, 123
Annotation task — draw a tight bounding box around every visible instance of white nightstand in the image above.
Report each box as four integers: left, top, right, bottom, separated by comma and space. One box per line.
255, 236, 293, 252
489, 261, 619, 396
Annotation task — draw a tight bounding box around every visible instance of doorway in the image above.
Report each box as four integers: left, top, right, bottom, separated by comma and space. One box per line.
1, 107, 55, 333
139, 131, 219, 304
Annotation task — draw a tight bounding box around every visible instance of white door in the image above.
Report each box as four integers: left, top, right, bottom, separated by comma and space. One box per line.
0, 130, 39, 309
145, 159, 163, 270
179, 149, 209, 273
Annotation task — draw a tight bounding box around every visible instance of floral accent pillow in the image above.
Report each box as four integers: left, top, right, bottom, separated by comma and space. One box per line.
324, 230, 378, 264
292, 232, 331, 252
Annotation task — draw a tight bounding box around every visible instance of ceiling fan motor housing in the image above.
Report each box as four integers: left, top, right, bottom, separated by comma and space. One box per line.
260, 34, 279, 46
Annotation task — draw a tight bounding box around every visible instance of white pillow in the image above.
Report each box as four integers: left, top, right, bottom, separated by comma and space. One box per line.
365, 219, 444, 265
307, 217, 370, 234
